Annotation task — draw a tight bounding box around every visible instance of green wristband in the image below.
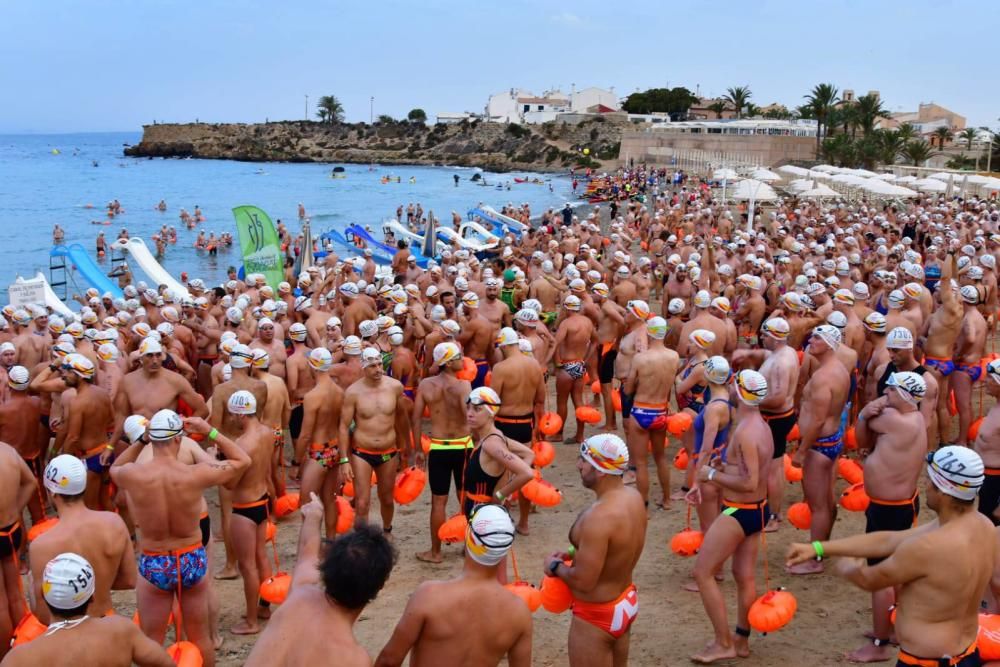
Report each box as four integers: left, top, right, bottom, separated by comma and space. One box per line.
567, 545, 576, 559
208, 428, 219, 441
339, 457, 350, 465
812, 540, 824, 560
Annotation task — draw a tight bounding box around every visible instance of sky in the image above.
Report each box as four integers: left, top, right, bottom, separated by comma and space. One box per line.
3, 0, 998, 134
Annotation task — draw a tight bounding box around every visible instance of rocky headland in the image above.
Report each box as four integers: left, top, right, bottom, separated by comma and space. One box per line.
123, 117, 626, 172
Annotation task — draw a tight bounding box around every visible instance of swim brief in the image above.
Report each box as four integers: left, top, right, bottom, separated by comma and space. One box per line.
978, 468, 1000, 526
496, 414, 534, 444
403, 386, 416, 401
82, 443, 112, 475
923, 355, 955, 377
597, 343, 618, 384
560, 360, 586, 380
895, 641, 978, 667
289, 403, 304, 440
541, 311, 557, 326
865, 494, 919, 565
955, 361, 982, 383
0, 521, 24, 559
630, 402, 668, 431
620, 391, 634, 419
138, 543, 208, 593
812, 430, 843, 461
721, 499, 769, 537
232, 493, 270, 526
761, 408, 796, 459
472, 359, 490, 389
352, 446, 398, 469
309, 441, 338, 469
428, 447, 471, 496
572, 583, 639, 639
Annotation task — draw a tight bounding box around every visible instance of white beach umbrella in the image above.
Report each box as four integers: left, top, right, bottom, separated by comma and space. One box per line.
813, 164, 839, 172
751, 168, 782, 182
873, 173, 897, 181
800, 183, 839, 198
914, 178, 947, 192
778, 165, 809, 177
927, 172, 952, 181
896, 176, 918, 184
713, 168, 739, 180
729, 179, 778, 201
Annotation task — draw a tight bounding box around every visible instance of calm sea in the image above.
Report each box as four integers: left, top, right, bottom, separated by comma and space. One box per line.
0, 132, 573, 302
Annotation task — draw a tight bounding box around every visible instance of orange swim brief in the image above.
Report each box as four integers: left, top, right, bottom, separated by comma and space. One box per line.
571, 583, 638, 638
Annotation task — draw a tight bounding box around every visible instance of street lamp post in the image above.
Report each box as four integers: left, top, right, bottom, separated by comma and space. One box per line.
305, 94, 308, 121
370, 97, 374, 125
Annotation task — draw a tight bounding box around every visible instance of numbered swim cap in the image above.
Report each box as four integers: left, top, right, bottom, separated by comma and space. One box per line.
43, 553, 95, 609
44, 455, 87, 496
580, 433, 629, 476
227, 390, 257, 415
148, 409, 184, 441
927, 446, 984, 501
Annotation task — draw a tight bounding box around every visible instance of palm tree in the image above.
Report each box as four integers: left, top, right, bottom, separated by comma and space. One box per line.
902, 139, 935, 166
744, 103, 762, 118
803, 83, 839, 157
854, 94, 888, 136
932, 126, 953, 150
707, 101, 728, 119
896, 123, 918, 143
724, 86, 752, 119
316, 95, 345, 123
875, 129, 907, 166
960, 127, 978, 150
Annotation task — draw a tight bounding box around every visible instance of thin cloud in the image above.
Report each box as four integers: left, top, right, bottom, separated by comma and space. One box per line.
550, 12, 583, 26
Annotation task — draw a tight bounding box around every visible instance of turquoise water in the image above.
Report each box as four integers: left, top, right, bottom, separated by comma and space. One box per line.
0, 132, 573, 298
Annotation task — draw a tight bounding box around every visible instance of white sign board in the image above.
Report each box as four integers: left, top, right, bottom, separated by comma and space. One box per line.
8, 281, 46, 308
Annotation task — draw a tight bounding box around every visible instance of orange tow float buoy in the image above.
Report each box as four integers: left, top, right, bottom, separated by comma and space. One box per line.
274, 493, 299, 518
667, 412, 694, 436
836, 457, 864, 485
783, 455, 802, 482
167, 641, 204, 667
748, 589, 797, 633
521, 478, 562, 507
393, 466, 427, 505
673, 448, 689, 470
539, 412, 563, 436
438, 513, 468, 543
540, 566, 574, 613
335, 496, 355, 533
787, 423, 800, 442
978, 613, 1000, 660
11, 611, 47, 646
504, 581, 542, 612
532, 441, 555, 468
456, 356, 477, 381
839, 483, 870, 512
259, 572, 292, 605
844, 426, 858, 451
575, 406, 601, 424
27, 517, 59, 542
670, 528, 704, 557
786, 502, 812, 529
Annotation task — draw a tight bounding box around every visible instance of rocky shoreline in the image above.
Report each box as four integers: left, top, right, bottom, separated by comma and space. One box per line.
123, 118, 625, 173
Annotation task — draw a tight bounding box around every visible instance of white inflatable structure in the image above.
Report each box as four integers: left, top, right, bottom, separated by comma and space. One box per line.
15, 273, 75, 319
111, 238, 190, 299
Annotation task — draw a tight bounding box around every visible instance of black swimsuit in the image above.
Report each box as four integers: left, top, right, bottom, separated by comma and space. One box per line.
462, 436, 505, 517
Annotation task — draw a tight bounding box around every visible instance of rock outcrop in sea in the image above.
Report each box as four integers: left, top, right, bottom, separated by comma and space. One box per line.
124, 118, 625, 172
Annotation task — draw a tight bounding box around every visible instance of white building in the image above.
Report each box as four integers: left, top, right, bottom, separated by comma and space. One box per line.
486, 86, 619, 124
435, 111, 478, 124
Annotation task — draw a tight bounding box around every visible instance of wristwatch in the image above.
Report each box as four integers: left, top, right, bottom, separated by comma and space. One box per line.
548, 560, 561, 576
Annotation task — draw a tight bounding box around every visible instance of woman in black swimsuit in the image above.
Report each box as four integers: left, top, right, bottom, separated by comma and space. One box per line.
462, 387, 536, 519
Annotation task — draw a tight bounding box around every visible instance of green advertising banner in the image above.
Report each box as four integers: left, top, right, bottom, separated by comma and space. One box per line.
232, 205, 284, 290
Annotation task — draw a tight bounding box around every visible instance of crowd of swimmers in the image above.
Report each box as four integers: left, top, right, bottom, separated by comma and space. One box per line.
6, 167, 1000, 666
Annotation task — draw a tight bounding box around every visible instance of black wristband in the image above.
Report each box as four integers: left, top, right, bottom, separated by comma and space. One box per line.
549, 560, 561, 576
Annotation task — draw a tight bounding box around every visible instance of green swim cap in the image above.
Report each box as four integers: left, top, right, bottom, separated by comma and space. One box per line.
503, 269, 516, 282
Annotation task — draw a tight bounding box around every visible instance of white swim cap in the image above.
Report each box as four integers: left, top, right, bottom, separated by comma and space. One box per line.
735, 370, 768, 406
518, 338, 534, 355
123, 415, 149, 444
960, 285, 979, 304
308, 347, 333, 371
139, 337, 163, 356
7, 365, 29, 391
342, 335, 362, 355
761, 318, 790, 340
863, 312, 887, 333
361, 347, 382, 369
229, 343, 254, 369
434, 342, 462, 367
927, 446, 984, 501
646, 316, 668, 340
812, 324, 841, 349
44, 454, 87, 495
43, 553, 95, 609
667, 298, 685, 315
886, 327, 914, 350
467, 387, 501, 415
886, 371, 925, 405
289, 323, 308, 342
96, 343, 119, 362
252, 348, 270, 369
580, 433, 629, 475
563, 295, 581, 312
495, 327, 519, 347
689, 329, 716, 350
704, 356, 731, 384
227, 390, 257, 415
62, 353, 95, 380
465, 504, 515, 567
148, 409, 184, 441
